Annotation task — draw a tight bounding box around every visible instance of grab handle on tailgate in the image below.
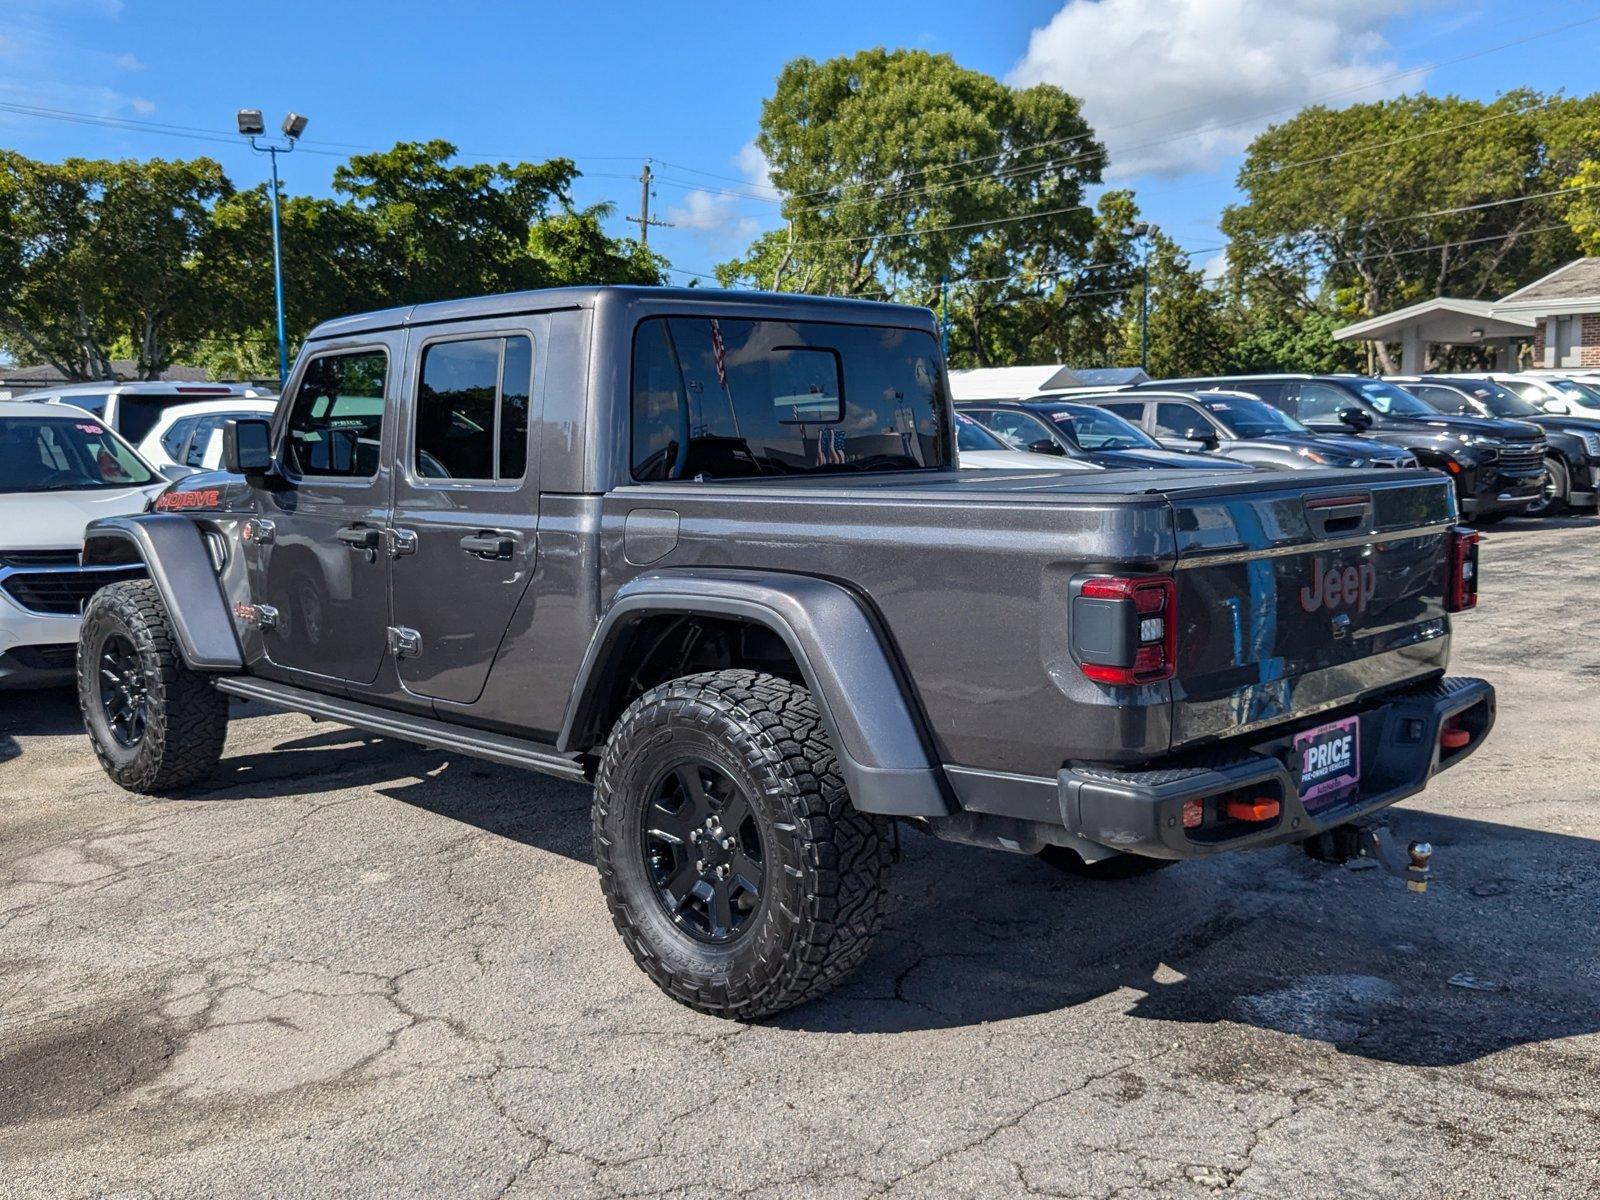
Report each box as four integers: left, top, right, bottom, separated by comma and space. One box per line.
1305, 492, 1372, 539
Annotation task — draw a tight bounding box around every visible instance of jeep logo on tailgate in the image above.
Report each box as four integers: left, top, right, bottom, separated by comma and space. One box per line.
1300, 554, 1377, 614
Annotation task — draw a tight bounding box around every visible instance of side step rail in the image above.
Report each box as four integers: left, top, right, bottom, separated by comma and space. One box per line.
213, 676, 590, 784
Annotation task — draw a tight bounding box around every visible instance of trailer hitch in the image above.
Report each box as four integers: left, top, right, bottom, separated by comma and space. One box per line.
1303, 821, 1433, 893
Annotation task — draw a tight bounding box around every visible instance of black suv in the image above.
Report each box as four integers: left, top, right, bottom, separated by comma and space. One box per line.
1142, 375, 1547, 521
1391, 375, 1600, 517
1075, 389, 1417, 470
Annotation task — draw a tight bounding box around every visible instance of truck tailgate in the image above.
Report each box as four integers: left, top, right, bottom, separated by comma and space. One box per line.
1167, 472, 1457, 748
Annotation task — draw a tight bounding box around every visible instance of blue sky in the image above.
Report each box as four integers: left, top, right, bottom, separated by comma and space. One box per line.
2, 0, 1598, 288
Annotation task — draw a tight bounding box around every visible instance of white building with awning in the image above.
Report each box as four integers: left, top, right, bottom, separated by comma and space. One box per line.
1332, 298, 1536, 372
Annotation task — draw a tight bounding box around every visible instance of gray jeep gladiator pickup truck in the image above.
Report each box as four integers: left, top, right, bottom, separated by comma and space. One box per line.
75, 287, 1494, 1019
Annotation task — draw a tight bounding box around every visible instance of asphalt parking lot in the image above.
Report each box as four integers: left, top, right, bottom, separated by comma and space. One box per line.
2, 517, 1598, 1200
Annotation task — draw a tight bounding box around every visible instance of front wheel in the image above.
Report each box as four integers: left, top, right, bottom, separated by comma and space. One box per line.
78, 579, 228, 794
593, 670, 890, 1019
1526, 457, 1569, 518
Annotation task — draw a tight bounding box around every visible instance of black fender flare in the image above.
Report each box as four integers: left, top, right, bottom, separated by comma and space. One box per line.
80, 515, 243, 672
558, 569, 954, 817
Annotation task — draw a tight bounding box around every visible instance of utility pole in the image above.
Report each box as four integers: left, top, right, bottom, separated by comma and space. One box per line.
627, 160, 672, 247
1133, 223, 1152, 373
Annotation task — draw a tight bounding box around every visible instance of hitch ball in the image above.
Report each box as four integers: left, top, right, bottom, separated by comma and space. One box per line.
1407, 841, 1433, 894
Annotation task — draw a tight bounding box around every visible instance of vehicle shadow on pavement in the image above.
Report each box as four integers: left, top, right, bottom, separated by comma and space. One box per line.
784, 811, 1600, 1069
188, 725, 599, 865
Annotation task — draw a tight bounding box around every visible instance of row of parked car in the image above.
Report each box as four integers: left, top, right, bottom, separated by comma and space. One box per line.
0, 381, 280, 687
951, 370, 1600, 523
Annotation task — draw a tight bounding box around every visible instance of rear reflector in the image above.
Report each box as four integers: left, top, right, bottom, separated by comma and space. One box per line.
1440, 725, 1471, 750
1445, 526, 1479, 612
1223, 797, 1281, 822
1074, 575, 1178, 685
1182, 798, 1205, 829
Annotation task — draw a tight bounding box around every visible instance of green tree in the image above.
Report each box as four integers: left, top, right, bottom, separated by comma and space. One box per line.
1111, 231, 1231, 378
1222, 91, 1586, 371
719, 49, 1104, 365
0, 153, 234, 379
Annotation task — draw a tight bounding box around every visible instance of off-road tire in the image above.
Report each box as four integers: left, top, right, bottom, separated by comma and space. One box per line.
78, 579, 228, 794
593, 669, 890, 1019
1038, 845, 1178, 880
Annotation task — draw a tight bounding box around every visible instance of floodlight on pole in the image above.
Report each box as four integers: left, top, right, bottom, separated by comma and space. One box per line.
238, 109, 310, 384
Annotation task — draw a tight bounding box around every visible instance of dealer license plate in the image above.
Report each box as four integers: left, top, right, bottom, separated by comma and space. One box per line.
1295, 715, 1360, 811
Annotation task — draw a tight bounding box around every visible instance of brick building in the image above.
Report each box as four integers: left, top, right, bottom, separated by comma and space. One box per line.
1496, 258, 1600, 370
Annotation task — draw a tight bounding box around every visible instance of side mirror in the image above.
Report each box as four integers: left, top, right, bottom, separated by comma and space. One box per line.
1028, 438, 1067, 456
1181, 426, 1220, 449
223, 417, 273, 476
1338, 407, 1374, 431
1543, 400, 1570, 415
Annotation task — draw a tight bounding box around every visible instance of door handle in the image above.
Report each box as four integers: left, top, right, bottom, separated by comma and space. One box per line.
459, 531, 516, 559
335, 525, 381, 550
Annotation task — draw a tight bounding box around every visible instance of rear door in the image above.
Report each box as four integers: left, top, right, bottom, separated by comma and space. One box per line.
386, 322, 542, 705
255, 343, 396, 685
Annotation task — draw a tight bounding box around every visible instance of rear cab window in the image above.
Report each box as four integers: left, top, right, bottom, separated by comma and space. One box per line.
631, 317, 949, 481
413, 335, 534, 482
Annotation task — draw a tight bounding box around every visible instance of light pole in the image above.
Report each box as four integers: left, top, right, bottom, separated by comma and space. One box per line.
1132, 222, 1152, 373
237, 109, 308, 385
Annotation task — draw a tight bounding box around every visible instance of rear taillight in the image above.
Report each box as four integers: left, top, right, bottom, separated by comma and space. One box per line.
1445, 526, 1479, 612
1073, 575, 1177, 685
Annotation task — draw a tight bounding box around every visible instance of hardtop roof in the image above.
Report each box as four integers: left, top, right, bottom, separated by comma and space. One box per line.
305, 285, 937, 342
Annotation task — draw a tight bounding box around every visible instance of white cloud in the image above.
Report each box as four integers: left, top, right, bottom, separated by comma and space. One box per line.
0, 1, 154, 135
115, 51, 144, 71
1008, 0, 1419, 179
664, 188, 761, 249
128, 97, 155, 115
734, 140, 777, 196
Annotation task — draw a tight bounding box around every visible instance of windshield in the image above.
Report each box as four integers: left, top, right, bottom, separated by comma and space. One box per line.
1552, 378, 1600, 403
1043, 405, 1160, 451
1354, 379, 1436, 417
632, 317, 949, 480
1200, 395, 1307, 437
1448, 380, 1541, 418
955, 412, 1006, 452
0, 416, 155, 492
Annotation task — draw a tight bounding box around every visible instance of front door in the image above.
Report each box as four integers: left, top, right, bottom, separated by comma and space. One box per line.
256, 344, 395, 686
387, 324, 542, 705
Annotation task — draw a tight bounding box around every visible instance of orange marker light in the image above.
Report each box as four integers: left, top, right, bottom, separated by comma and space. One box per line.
1440, 727, 1471, 749
1223, 797, 1280, 822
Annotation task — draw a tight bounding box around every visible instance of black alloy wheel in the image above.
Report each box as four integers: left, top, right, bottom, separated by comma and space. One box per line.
97, 632, 150, 748
642, 759, 766, 943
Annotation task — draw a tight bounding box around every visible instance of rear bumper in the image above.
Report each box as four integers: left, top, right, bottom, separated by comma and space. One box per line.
1057, 676, 1494, 859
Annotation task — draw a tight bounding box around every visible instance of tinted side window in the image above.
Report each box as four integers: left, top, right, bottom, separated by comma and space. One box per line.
1222, 381, 1285, 405
1154, 403, 1206, 437
1099, 401, 1146, 425
284, 350, 388, 478
160, 417, 196, 459
984, 410, 1053, 450
631, 317, 948, 480
184, 416, 225, 466
1295, 382, 1357, 422
1410, 385, 1465, 413
415, 335, 533, 481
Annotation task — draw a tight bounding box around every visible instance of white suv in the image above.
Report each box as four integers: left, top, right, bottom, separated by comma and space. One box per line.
0, 402, 166, 688
12, 380, 274, 447
135, 397, 279, 476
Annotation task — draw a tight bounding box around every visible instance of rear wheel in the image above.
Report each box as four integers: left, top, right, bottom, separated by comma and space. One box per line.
78, 580, 228, 794
593, 669, 890, 1019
